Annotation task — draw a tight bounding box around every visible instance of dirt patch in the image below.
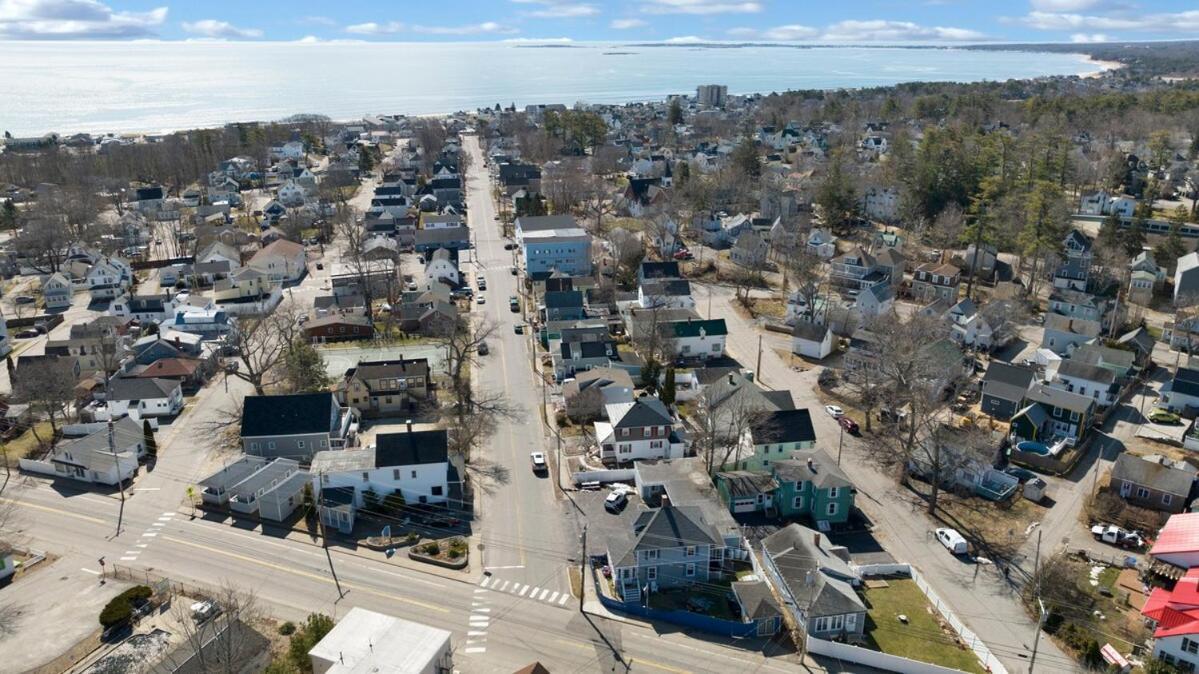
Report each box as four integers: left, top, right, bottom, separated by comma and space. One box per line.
921, 489, 1046, 557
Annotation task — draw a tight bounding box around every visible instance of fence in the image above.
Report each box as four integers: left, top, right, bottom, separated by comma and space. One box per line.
907, 566, 1009, 674
107, 564, 220, 602
806, 637, 972, 674
571, 468, 636, 485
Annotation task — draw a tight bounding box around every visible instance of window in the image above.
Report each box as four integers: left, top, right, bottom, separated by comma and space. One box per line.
645, 549, 659, 560
297, 441, 305, 450
320, 440, 327, 448
793, 496, 804, 510
250, 442, 260, 451
827, 502, 838, 517
393, 469, 400, 480
362, 472, 369, 482
431, 486, 443, 496
647, 566, 657, 580
828, 487, 839, 499
267, 442, 276, 450
1070, 411, 1080, 422
411, 471, 417, 479
1185, 637, 1199, 655
1136, 487, 1150, 499
685, 563, 696, 577
685, 546, 696, 556
1164, 493, 1174, 506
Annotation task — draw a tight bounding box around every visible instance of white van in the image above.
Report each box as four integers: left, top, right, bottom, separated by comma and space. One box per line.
935, 528, 968, 556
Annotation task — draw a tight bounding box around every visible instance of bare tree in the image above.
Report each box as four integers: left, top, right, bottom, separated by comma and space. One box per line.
783, 248, 825, 324
225, 302, 306, 395
541, 159, 589, 215
691, 379, 769, 474
163, 583, 263, 674
605, 227, 645, 287
13, 357, 77, 436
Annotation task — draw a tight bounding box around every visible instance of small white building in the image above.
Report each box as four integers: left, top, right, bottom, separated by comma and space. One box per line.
87, 256, 132, 300
423, 248, 459, 286
41, 272, 73, 309
791, 322, 833, 360
308, 607, 452, 674
247, 239, 307, 284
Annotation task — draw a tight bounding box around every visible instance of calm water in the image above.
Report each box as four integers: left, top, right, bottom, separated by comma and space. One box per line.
0, 41, 1100, 136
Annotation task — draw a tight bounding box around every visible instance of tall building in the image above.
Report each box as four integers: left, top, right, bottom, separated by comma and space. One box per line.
696, 84, 728, 109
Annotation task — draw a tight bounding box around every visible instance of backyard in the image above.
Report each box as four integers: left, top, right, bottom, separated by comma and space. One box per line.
647, 583, 739, 622
860, 578, 987, 674
2, 421, 54, 467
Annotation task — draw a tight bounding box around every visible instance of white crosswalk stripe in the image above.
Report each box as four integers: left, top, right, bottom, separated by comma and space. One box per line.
477, 576, 573, 607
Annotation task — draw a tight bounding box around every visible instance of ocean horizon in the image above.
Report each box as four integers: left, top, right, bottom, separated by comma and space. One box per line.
0, 41, 1105, 136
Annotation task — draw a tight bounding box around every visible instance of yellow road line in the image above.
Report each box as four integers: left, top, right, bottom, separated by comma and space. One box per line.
631, 658, 692, 674
162, 535, 448, 613
6, 499, 107, 525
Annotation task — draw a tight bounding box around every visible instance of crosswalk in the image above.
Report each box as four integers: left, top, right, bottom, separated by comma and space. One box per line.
118, 512, 175, 563
478, 575, 572, 607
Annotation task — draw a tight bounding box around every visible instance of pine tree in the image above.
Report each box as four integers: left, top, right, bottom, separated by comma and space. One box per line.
142, 419, 158, 458
668, 99, 684, 126
660, 367, 677, 406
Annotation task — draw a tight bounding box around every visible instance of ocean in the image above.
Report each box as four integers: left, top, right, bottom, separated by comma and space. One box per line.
0, 41, 1102, 136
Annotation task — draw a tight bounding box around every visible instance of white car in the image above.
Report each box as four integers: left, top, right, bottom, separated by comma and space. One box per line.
935, 528, 968, 555
477, 295, 486, 304
604, 491, 628, 512
825, 405, 844, 418
530, 452, 547, 473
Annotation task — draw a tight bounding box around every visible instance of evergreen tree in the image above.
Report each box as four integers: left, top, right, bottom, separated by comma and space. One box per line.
668, 99, 684, 126
284, 340, 332, 393
5, 355, 14, 387
816, 149, 857, 235
660, 367, 677, 406
731, 137, 761, 178
1097, 210, 1122, 251
0, 200, 18, 232
142, 419, 157, 458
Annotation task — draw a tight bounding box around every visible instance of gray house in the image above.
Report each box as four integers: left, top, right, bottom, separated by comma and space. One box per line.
1041, 313, 1101, 356
761, 524, 867, 639
606, 505, 725, 604
241, 392, 355, 460
980, 362, 1037, 420
227, 458, 301, 516
199, 455, 271, 506
258, 470, 311, 522
1175, 251, 1199, 306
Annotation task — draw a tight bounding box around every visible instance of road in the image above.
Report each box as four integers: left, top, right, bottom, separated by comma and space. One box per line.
462, 134, 575, 601
695, 282, 1083, 674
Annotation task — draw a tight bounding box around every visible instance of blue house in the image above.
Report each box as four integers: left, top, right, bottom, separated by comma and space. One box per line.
522, 226, 592, 276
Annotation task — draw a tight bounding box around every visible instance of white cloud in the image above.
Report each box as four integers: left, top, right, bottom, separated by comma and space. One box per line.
610, 18, 647, 29
1030, 0, 1103, 10
1018, 9, 1199, 32
181, 19, 263, 40
345, 21, 405, 35
412, 21, 518, 35
296, 34, 322, 43
513, 1, 599, 18
821, 20, 986, 42
1070, 32, 1109, 42
0, 0, 167, 39
727, 24, 818, 40
663, 35, 705, 43
644, 0, 762, 16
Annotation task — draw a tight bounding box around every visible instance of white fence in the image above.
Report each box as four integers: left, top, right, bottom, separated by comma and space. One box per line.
17, 458, 58, 479
571, 468, 637, 485
807, 637, 972, 674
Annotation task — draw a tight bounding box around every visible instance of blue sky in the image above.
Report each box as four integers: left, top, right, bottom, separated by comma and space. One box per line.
0, 0, 1196, 44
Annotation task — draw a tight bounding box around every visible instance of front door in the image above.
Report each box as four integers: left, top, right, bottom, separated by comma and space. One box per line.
1120, 480, 1132, 497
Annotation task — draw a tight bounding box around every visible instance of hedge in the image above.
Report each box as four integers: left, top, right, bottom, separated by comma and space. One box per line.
99, 585, 153, 628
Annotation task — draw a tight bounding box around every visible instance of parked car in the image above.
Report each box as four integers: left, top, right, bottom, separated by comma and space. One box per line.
14, 329, 39, 339
935, 528, 968, 555
604, 491, 628, 513
837, 416, 859, 435
476, 295, 486, 304
824, 405, 844, 418
509, 296, 520, 312
478, 342, 489, 355
13, 295, 35, 304
503, 241, 516, 250
190, 600, 220, 624
1149, 408, 1182, 425
514, 324, 524, 334
530, 452, 547, 474
1091, 524, 1144, 549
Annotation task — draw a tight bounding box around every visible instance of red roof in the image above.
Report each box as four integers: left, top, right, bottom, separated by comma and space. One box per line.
1142, 568, 1199, 637
1151, 513, 1199, 556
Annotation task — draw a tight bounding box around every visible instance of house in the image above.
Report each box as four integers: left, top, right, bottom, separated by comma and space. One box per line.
1054, 229, 1093, 291
304, 311, 374, 344
554, 339, 620, 381
41, 272, 73, 309
1116, 325, 1156, 368
18, 422, 140, 486
1150, 513, 1199, 572
660, 318, 727, 361
605, 505, 726, 603
1140, 568, 1199, 672
1050, 358, 1119, 408
730, 231, 768, 268
805, 228, 837, 259
413, 225, 471, 254
853, 282, 894, 319
911, 262, 961, 302
337, 358, 430, 419
247, 239, 306, 283
594, 397, 684, 463
1010, 383, 1097, 448
307, 608, 453, 674
760, 524, 867, 639
110, 293, 177, 323
769, 451, 855, 524
198, 455, 271, 506
197, 241, 242, 270
1072, 343, 1137, 381
521, 226, 592, 277
791, 322, 833, 360
1176, 252, 1199, 306
164, 305, 232, 339
1041, 313, 1102, 356
92, 377, 184, 419
1130, 270, 1157, 306
311, 425, 454, 534
241, 392, 355, 460
637, 279, 694, 311
87, 256, 132, 300
829, 247, 887, 293
222, 457, 303, 516
1161, 368, 1199, 415
1110, 453, 1195, 514
980, 362, 1036, 420
1049, 289, 1108, 323
861, 187, 899, 222
424, 248, 459, 286
638, 261, 681, 284
874, 248, 906, 290
717, 408, 817, 473
542, 290, 587, 322
563, 367, 635, 422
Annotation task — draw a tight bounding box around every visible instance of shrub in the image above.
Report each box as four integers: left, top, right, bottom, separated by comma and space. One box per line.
99, 585, 153, 628
422, 542, 441, 556
278, 621, 296, 636
447, 548, 461, 559
405, 531, 419, 544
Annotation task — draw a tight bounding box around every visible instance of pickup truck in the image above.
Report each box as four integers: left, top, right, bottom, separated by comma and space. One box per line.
1091, 524, 1144, 549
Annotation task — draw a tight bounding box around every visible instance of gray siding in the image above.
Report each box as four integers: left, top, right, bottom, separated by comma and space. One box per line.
243, 433, 329, 461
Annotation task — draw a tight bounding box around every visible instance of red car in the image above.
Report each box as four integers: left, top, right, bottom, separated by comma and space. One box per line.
673, 249, 693, 260
838, 416, 859, 435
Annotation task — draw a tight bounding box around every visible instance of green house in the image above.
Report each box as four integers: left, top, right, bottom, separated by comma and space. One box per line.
1009, 383, 1096, 447
716, 409, 817, 474
715, 449, 854, 526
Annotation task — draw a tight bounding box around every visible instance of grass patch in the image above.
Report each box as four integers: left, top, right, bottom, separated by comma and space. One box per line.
861, 579, 986, 674
1097, 566, 1119, 592
648, 586, 738, 621
3, 421, 54, 465
930, 491, 1041, 557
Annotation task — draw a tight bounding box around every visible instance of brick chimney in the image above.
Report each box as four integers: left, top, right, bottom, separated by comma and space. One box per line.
813, 532, 821, 548
660, 494, 669, 508
406, 419, 413, 433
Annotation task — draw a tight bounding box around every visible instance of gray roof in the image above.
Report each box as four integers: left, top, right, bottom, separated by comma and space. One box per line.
792, 321, 829, 343
1043, 313, 1102, 337
1112, 453, 1196, 497
1057, 359, 1116, 386
1171, 368, 1199, 399
752, 409, 816, 445
57, 417, 143, 454
732, 581, 783, 621
199, 455, 271, 493
610, 505, 723, 568
229, 458, 300, 499
608, 397, 673, 429
762, 524, 865, 619
1072, 344, 1135, 371
772, 449, 853, 490
715, 471, 779, 498
1024, 382, 1095, 415
107, 377, 178, 402
982, 362, 1036, 405
516, 214, 576, 233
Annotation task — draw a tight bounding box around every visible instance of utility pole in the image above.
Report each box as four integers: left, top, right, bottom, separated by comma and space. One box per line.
756, 334, 763, 378
837, 424, 845, 466
108, 416, 126, 537
579, 524, 587, 613
315, 479, 346, 600
101, 334, 125, 538
1028, 529, 1045, 673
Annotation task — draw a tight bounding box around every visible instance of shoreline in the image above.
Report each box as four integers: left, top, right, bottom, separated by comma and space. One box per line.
1082, 56, 1125, 79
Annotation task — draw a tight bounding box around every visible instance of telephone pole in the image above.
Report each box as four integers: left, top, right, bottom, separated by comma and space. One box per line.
579, 524, 587, 613
756, 334, 763, 378
1028, 529, 1045, 673
315, 479, 345, 600
108, 416, 125, 537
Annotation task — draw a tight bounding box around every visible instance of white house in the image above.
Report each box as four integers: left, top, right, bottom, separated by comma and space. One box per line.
423, 248, 459, 287
278, 180, 307, 207
0, 309, 9, 358
41, 272, 73, 309
792, 322, 834, 360
18, 417, 143, 486
310, 426, 452, 534
110, 293, 177, 323
594, 397, 684, 463
661, 318, 727, 361
806, 228, 837, 259
270, 141, 305, 161
1084, 191, 1136, 217
247, 239, 307, 284
87, 256, 132, 300
1050, 358, 1119, 408
861, 187, 899, 222
90, 377, 184, 420
197, 241, 242, 270
637, 279, 695, 311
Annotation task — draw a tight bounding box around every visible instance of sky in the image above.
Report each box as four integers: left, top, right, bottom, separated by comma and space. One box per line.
0, 0, 1197, 44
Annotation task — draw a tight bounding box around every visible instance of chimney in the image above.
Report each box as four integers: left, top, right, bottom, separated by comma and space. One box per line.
406, 419, 413, 433
807, 457, 816, 472
660, 494, 670, 508
813, 532, 821, 548
728, 372, 735, 386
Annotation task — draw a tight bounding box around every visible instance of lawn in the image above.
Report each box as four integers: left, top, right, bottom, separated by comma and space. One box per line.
861, 579, 986, 674
648, 586, 738, 621
3, 421, 54, 466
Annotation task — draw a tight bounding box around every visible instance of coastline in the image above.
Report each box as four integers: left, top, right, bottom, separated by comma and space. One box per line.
1082, 56, 1125, 79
